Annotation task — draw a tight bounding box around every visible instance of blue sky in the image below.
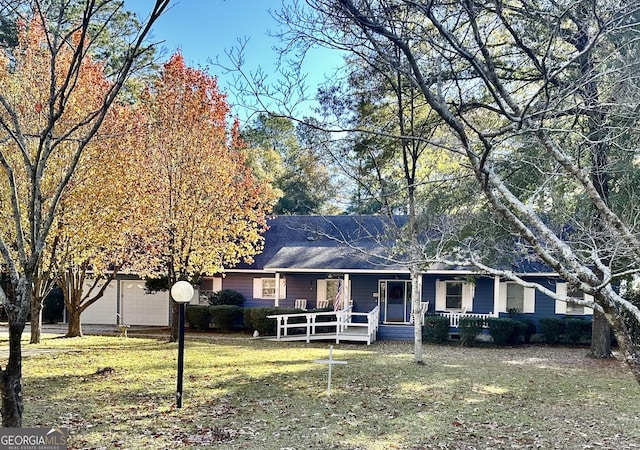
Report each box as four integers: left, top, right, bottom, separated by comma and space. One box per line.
125, 0, 341, 121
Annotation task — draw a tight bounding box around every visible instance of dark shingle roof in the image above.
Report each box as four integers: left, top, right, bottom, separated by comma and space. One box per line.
245, 215, 406, 271
238, 215, 554, 274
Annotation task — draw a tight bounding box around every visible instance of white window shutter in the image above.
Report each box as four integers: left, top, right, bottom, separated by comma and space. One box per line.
253, 279, 262, 299
584, 293, 594, 315
462, 282, 474, 311
523, 287, 536, 313
498, 282, 507, 313
555, 282, 567, 314
317, 279, 327, 303
435, 279, 446, 311
279, 278, 287, 299
212, 277, 222, 292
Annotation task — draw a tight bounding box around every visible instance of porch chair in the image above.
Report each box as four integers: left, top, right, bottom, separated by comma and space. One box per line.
317, 299, 330, 309
294, 298, 307, 310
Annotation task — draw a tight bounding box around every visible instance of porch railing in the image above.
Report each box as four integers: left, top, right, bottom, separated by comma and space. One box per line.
267, 306, 380, 345
438, 311, 495, 328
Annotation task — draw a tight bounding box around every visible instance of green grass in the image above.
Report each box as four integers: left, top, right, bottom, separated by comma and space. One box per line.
6, 334, 640, 449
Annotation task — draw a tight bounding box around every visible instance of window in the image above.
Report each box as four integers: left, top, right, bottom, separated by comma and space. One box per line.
566, 288, 586, 315
262, 279, 276, 298
253, 278, 286, 301
506, 283, 524, 312
555, 283, 593, 315
317, 279, 346, 308
499, 282, 535, 314
446, 282, 463, 309
435, 279, 475, 312
326, 279, 341, 305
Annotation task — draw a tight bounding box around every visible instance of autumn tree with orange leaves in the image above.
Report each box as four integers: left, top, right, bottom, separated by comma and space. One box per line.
137, 53, 275, 342
50, 105, 147, 339
0, 1, 168, 427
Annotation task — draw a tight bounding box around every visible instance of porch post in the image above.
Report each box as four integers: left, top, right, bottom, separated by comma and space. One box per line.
275, 273, 281, 307
493, 275, 500, 317
343, 274, 350, 308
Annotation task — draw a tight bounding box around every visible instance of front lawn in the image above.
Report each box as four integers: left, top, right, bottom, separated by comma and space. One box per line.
12, 335, 640, 449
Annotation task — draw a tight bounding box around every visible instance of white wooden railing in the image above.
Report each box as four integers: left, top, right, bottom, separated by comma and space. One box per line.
438, 311, 495, 328
267, 306, 380, 345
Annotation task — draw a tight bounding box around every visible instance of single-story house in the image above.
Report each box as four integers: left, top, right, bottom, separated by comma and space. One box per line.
197, 215, 592, 341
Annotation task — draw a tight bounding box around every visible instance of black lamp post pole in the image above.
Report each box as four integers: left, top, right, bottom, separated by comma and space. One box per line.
176, 301, 186, 408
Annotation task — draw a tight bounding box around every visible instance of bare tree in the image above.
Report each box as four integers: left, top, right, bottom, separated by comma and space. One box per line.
0, 0, 169, 427
223, 0, 640, 380
296, 0, 640, 379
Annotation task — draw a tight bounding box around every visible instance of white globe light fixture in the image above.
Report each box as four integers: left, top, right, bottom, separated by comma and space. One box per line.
171, 280, 193, 408
171, 280, 194, 304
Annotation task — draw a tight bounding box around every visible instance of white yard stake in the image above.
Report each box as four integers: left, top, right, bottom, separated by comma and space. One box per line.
314, 345, 347, 396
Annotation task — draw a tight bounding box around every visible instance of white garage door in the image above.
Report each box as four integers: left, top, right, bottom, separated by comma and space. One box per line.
121, 281, 170, 326
81, 280, 118, 325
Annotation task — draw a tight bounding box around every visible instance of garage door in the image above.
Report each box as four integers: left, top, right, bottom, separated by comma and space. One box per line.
81, 280, 118, 325
121, 280, 170, 326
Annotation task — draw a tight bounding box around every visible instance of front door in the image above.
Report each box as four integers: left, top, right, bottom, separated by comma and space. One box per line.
380, 280, 411, 323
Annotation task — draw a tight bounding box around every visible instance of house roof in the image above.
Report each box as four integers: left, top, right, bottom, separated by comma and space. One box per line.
234, 215, 555, 275
245, 215, 406, 271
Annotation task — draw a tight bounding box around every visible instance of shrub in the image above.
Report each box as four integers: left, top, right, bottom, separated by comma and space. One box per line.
459, 316, 485, 346
539, 317, 565, 344
422, 316, 450, 343
566, 318, 591, 344
210, 305, 243, 332
518, 319, 536, 344
509, 320, 528, 345
487, 318, 517, 346
208, 289, 245, 306
186, 305, 211, 330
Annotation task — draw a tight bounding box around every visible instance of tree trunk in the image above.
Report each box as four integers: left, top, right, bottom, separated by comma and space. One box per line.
607, 305, 640, 385
1, 320, 26, 427
591, 309, 612, 358
410, 269, 424, 364
29, 297, 43, 344
66, 307, 83, 337
170, 300, 179, 342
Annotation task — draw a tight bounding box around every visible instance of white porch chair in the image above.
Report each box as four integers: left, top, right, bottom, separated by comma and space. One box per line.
317, 299, 330, 309
294, 298, 307, 310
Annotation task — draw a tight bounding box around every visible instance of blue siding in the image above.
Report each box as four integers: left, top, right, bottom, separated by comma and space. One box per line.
473, 277, 495, 313
351, 274, 384, 313
378, 324, 413, 340
220, 273, 273, 308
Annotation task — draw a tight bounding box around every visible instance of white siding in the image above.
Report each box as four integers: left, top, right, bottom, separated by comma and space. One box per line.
121, 281, 169, 326
80, 280, 118, 325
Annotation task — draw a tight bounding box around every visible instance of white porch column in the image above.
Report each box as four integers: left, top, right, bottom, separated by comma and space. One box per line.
343, 274, 350, 308
275, 273, 281, 307
493, 275, 500, 316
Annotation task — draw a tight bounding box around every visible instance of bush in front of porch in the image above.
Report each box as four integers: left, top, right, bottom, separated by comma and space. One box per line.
459, 316, 486, 346
422, 315, 450, 343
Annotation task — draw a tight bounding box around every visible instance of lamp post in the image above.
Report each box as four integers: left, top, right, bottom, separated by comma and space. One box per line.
171, 280, 194, 408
